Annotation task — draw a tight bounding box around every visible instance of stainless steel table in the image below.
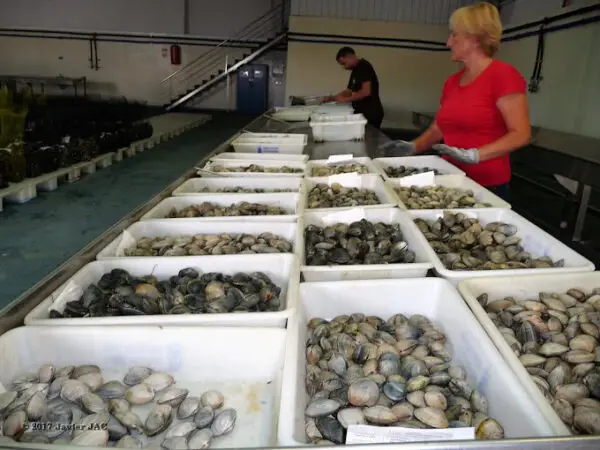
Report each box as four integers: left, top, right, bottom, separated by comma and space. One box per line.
1, 111, 599, 450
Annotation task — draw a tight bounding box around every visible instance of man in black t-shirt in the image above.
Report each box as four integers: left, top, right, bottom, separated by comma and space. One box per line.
322, 47, 385, 129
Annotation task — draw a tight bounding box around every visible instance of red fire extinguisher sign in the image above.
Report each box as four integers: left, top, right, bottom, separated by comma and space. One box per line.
170, 45, 181, 65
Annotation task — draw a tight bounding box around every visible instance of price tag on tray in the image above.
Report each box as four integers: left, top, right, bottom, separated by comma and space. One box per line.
399, 171, 436, 187
346, 424, 475, 444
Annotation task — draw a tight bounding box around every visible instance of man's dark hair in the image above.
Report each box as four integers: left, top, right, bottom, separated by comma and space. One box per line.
336, 46, 355, 60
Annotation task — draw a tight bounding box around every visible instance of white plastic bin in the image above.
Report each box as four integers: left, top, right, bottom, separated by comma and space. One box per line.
271, 107, 313, 122
306, 156, 382, 177
458, 273, 600, 436
409, 208, 595, 285
277, 278, 563, 446
141, 193, 303, 222
210, 152, 309, 163
230, 133, 308, 155
304, 174, 400, 212
96, 220, 300, 259
312, 104, 354, 115
373, 156, 466, 179
172, 177, 304, 196
387, 174, 511, 210
0, 325, 286, 448
297, 207, 432, 281
199, 159, 307, 178
309, 114, 367, 142
24, 254, 299, 328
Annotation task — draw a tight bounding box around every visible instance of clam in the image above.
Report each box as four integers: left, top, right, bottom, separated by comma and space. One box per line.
178, 395, 201, 420
145, 404, 173, 436
394, 185, 493, 210
165, 201, 288, 218
307, 183, 381, 209
200, 389, 224, 409
384, 166, 441, 178
125, 383, 155, 405
187, 428, 213, 449
211, 408, 237, 436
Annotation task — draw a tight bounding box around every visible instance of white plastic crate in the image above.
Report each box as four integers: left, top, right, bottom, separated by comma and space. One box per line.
457, 272, 600, 437
409, 208, 595, 285
230, 133, 308, 155
24, 254, 299, 328
172, 177, 305, 196
199, 159, 307, 178
309, 113, 367, 142
271, 106, 313, 122
210, 152, 308, 163
312, 104, 354, 115
96, 220, 299, 259
304, 174, 400, 212
387, 174, 511, 210
297, 207, 432, 281
0, 325, 286, 448
373, 155, 466, 179
141, 193, 303, 222
306, 156, 383, 177
277, 278, 563, 446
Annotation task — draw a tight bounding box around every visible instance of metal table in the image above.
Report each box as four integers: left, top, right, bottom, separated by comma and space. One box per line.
1, 111, 599, 450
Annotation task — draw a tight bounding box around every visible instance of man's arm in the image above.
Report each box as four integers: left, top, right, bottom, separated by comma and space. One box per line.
335, 81, 370, 103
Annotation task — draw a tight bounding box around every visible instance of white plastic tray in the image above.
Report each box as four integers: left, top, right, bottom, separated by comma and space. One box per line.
306, 156, 382, 177
172, 177, 304, 196
0, 325, 286, 448
141, 193, 303, 222
231, 133, 308, 155
304, 174, 400, 212
277, 278, 563, 446
24, 254, 299, 328
199, 159, 308, 177
96, 220, 300, 259
309, 113, 367, 142
272, 107, 313, 122
458, 273, 600, 436
409, 208, 595, 285
387, 174, 511, 210
297, 207, 432, 281
373, 155, 466, 179
210, 152, 309, 163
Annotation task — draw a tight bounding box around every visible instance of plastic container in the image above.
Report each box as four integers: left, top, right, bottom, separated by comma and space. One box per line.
210, 152, 308, 163
0, 325, 286, 448
306, 156, 382, 177
96, 220, 300, 259
312, 104, 354, 115
271, 106, 313, 122
24, 254, 299, 328
458, 273, 600, 437
172, 177, 305, 196
373, 155, 466, 179
309, 113, 367, 142
297, 207, 433, 281
409, 208, 595, 285
199, 159, 307, 178
387, 174, 511, 210
141, 193, 304, 222
304, 174, 400, 212
277, 278, 563, 446
230, 133, 308, 155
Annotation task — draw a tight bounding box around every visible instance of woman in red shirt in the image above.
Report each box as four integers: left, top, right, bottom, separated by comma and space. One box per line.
381, 2, 531, 200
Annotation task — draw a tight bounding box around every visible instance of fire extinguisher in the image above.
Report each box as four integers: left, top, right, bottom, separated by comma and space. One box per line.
170, 44, 181, 65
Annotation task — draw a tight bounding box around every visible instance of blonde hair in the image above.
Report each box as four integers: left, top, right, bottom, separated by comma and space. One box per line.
450, 2, 502, 57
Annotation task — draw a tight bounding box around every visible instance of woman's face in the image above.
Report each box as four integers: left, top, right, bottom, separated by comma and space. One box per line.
447, 28, 479, 62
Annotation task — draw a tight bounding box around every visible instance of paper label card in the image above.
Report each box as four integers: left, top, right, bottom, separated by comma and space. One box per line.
327, 173, 362, 188
345, 425, 475, 445
399, 171, 436, 187
326, 154, 354, 164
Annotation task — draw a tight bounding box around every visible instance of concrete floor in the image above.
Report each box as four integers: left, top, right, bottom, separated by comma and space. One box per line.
0, 112, 255, 310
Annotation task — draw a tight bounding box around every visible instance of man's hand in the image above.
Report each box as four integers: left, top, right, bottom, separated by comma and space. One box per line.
432, 144, 480, 164
320, 96, 333, 104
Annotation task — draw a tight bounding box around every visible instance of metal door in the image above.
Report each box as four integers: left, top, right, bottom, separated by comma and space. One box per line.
236, 64, 269, 115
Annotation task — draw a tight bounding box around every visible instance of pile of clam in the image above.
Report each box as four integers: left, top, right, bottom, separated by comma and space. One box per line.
478, 289, 600, 434
304, 313, 505, 445
210, 164, 303, 174
48, 267, 283, 319
0, 364, 237, 449
166, 201, 289, 218
198, 186, 294, 193
395, 185, 493, 210
311, 163, 370, 177
414, 211, 564, 271
124, 232, 293, 257
304, 220, 416, 266
384, 166, 441, 178
307, 183, 380, 209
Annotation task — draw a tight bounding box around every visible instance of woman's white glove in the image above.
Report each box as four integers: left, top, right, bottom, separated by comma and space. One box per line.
378, 140, 416, 156
433, 144, 480, 164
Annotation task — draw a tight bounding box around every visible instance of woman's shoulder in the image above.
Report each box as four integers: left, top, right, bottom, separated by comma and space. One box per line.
489, 59, 524, 79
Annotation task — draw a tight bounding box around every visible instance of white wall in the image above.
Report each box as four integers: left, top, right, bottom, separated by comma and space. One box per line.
0, 0, 287, 109
501, 0, 599, 25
